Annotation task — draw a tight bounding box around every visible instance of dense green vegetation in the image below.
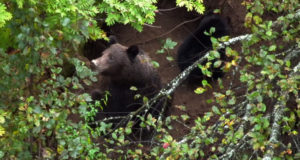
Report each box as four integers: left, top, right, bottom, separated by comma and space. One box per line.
0, 0, 299, 159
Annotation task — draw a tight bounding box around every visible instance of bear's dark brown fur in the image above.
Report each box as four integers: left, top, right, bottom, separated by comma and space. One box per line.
90, 39, 163, 130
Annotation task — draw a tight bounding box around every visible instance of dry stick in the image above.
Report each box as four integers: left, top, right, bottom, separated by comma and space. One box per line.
262, 61, 300, 160
158, 7, 179, 12
135, 16, 202, 45
143, 23, 162, 28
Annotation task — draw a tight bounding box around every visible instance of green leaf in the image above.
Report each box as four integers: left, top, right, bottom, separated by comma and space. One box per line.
166, 56, 174, 61
254, 124, 261, 130
206, 99, 214, 104
181, 114, 189, 121
16, 0, 24, 8
125, 127, 132, 135
33, 106, 42, 114
212, 106, 221, 115
194, 87, 206, 94
165, 38, 177, 49
0, 116, 5, 124
209, 27, 216, 34
112, 132, 117, 140
0, 150, 4, 158
134, 94, 141, 99
213, 60, 222, 68
228, 97, 236, 105
151, 61, 160, 68
211, 50, 220, 58
156, 49, 164, 54
268, 45, 276, 51
285, 60, 291, 67
253, 15, 262, 24
263, 119, 269, 128
130, 86, 138, 91
143, 96, 148, 104
235, 128, 244, 139
266, 30, 272, 36
295, 152, 300, 159
62, 18, 70, 27
259, 103, 266, 112
0, 3, 12, 28
118, 134, 124, 143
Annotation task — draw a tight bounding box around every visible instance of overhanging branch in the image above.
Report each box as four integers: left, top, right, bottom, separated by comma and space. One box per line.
262, 61, 300, 160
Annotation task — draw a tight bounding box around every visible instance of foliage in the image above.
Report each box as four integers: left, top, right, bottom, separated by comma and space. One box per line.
176, 0, 205, 14
0, 0, 299, 159
98, 0, 158, 32
0, 3, 12, 28
157, 0, 300, 159
157, 38, 177, 61
0, 0, 161, 159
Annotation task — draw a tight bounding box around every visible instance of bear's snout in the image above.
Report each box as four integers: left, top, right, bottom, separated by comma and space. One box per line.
92, 59, 106, 73
92, 59, 103, 71
92, 59, 98, 66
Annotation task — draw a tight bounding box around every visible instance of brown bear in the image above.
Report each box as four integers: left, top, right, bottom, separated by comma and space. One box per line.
90, 37, 163, 131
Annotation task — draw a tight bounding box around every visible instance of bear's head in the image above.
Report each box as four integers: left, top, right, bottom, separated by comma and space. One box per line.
91, 43, 141, 76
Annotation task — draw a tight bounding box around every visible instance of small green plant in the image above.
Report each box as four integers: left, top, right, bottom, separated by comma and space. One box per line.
151, 60, 160, 68
157, 38, 177, 62
176, 0, 205, 14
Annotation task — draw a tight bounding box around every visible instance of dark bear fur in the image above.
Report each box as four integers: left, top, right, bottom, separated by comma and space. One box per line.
90, 38, 163, 131
177, 13, 230, 82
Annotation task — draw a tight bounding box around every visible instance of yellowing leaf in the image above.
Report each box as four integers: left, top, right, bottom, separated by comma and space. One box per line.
194, 87, 206, 94
224, 62, 232, 71
0, 116, 5, 124
0, 126, 5, 136
57, 145, 64, 154
231, 59, 237, 66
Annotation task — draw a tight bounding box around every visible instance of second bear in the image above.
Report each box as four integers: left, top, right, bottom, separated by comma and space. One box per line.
177, 13, 230, 81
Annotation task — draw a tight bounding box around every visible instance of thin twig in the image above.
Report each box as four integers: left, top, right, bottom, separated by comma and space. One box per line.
158, 7, 179, 12
136, 16, 202, 45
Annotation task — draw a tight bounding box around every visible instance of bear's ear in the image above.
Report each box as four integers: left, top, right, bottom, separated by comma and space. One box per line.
127, 45, 139, 62
107, 35, 117, 46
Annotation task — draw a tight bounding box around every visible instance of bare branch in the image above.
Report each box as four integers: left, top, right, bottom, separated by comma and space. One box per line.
262, 61, 300, 160
158, 7, 179, 12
